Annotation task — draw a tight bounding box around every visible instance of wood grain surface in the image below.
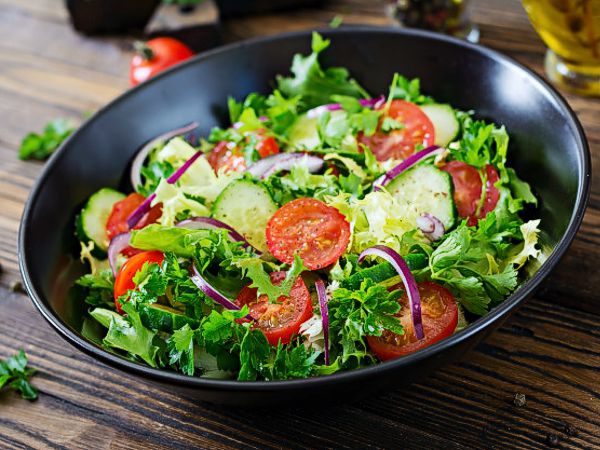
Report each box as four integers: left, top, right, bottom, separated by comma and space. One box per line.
0, 0, 598, 448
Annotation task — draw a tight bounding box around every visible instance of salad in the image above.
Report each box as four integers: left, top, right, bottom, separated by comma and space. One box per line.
74, 32, 541, 381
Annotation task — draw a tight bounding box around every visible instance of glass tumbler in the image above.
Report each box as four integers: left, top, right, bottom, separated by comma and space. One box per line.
523, 0, 600, 97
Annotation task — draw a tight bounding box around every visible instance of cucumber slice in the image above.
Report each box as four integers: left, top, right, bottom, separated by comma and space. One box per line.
78, 188, 125, 253
386, 164, 456, 231
139, 304, 199, 333
212, 179, 278, 252
421, 104, 459, 147
341, 255, 428, 291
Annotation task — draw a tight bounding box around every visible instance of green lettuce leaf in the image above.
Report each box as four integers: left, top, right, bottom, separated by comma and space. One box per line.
277, 32, 369, 111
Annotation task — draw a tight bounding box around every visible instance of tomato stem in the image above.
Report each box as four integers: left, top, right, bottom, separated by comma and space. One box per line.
133, 41, 154, 61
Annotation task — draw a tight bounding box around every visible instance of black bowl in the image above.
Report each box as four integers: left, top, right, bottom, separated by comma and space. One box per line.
19, 27, 590, 406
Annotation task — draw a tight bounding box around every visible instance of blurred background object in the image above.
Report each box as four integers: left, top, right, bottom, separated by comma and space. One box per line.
386, 0, 479, 42
215, 0, 324, 17
522, 0, 600, 97
66, 0, 162, 34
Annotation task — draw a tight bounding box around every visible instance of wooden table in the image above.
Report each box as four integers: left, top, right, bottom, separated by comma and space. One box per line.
0, 0, 598, 448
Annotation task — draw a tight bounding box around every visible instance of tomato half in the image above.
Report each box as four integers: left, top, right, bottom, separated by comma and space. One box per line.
206, 141, 247, 173
235, 271, 313, 345
480, 164, 500, 220
442, 161, 500, 226
256, 136, 280, 158
367, 281, 458, 361
207, 133, 280, 174
130, 37, 194, 86
441, 161, 482, 220
266, 198, 350, 270
114, 251, 164, 313
357, 99, 435, 161
106, 193, 162, 257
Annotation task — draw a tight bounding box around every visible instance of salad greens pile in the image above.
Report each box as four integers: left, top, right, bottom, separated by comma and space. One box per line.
73, 32, 541, 381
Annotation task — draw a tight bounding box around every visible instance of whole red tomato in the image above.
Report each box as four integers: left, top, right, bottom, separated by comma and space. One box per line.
130, 37, 194, 86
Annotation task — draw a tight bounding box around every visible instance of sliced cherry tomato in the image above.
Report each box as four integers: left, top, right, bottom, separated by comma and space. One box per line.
114, 251, 164, 313
367, 281, 458, 361
130, 37, 194, 86
442, 161, 501, 226
235, 271, 312, 345
207, 133, 280, 174
106, 193, 145, 241
266, 198, 350, 270
256, 136, 280, 158
479, 164, 500, 220
206, 141, 247, 173
106, 193, 162, 257
357, 99, 435, 161
441, 160, 483, 222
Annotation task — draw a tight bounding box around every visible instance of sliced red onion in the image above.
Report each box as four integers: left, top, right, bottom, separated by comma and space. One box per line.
306, 96, 386, 118
175, 217, 261, 254
126, 148, 204, 229
107, 232, 131, 276
374, 145, 442, 191
416, 213, 445, 241
315, 278, 330, 366
358, 245, 424, 340
130, 122, 199, 192
190, 265, 253, 320
247, 153, 324, 179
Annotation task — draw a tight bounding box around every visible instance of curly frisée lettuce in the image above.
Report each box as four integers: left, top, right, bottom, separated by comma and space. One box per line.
72, 31, 543, 382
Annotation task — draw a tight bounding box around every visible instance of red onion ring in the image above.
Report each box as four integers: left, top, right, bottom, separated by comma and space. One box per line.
358, 245, 424, 340
107, 232, 131, 276
416, 213, 445, 241
315, 278, 330, 366
130, 122, 199, 192
374, 145, 442, 191
126, 148, 204, 229
190, 265, 253, 320
247, 153, 323, 179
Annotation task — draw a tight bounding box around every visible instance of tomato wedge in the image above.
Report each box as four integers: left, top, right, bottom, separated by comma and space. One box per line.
441, 161, 482, 220
207, 141, 247, 173
442, 161, 500, 226
256, 136, 280, 158
367, 281, 458, 361
480, 164, 500, 220
207, 132, 280, 173
266, 198, 350, 270
357, 99, 435, 161
106, 193, 162, 257
114, 251, 164, 313
235, 271, 313, 345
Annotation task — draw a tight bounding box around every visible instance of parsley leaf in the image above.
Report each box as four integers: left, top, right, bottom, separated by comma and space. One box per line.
387, 74, 433, 105
0, 350, 38, 401
75, 269, 115, 308
19, 118, 76, 161
277, 32, 369, 111
329, 279, 403, 364
238, 328, 270, 381
426, 202, 538, 314
232, 254, 308, 303
381, 117, 404, 133
167, 324, 197, 376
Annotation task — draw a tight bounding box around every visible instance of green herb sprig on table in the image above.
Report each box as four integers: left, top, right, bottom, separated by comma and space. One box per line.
19, 118, 76, 161
0, 350, 38, 401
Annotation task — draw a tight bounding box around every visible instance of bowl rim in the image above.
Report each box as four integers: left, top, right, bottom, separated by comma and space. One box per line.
19, 26, 591, 392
